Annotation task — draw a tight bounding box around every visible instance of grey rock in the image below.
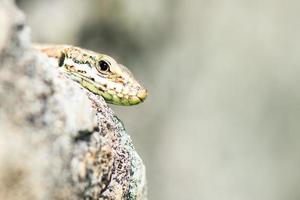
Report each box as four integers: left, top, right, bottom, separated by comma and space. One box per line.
0, 1, 147, 199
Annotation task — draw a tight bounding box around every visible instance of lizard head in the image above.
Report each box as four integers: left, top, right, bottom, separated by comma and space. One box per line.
64, 52, 148, 106
93, 54, 148, 105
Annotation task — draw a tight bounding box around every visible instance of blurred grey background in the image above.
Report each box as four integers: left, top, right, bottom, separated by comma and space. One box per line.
16, 0, 300, 199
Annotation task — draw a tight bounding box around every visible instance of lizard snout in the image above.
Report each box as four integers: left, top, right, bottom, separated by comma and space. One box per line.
137, 89, 148, 102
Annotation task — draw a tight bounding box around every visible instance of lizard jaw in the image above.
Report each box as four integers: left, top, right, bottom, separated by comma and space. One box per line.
79, 77, 147, 105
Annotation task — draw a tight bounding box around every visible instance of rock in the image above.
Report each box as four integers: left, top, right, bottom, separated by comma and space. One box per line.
0, 1, 147, 199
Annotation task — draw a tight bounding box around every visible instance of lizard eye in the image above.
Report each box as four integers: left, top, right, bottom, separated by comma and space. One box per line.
98, 60, 110, 71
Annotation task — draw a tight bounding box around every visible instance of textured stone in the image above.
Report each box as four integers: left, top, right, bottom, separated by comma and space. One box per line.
0, 1, 147, 199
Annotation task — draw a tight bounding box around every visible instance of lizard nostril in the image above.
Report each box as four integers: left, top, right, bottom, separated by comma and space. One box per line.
137, 89, 148, 101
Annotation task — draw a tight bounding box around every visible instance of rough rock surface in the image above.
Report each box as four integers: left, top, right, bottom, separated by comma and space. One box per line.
0, 1, 147, 199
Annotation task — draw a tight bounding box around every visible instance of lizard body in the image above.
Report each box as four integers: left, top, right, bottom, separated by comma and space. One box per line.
34, 44, 147, 106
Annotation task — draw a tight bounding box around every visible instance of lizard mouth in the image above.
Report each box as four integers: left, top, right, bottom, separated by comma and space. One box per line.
80, 78, 147, 105
102, 88, 147, 106
64, 71, 147, 105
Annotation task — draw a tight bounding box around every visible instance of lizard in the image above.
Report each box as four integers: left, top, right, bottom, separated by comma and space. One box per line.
33, 44, 148, 106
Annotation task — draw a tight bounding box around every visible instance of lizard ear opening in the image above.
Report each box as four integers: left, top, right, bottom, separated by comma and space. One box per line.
58, 53, 65, 67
